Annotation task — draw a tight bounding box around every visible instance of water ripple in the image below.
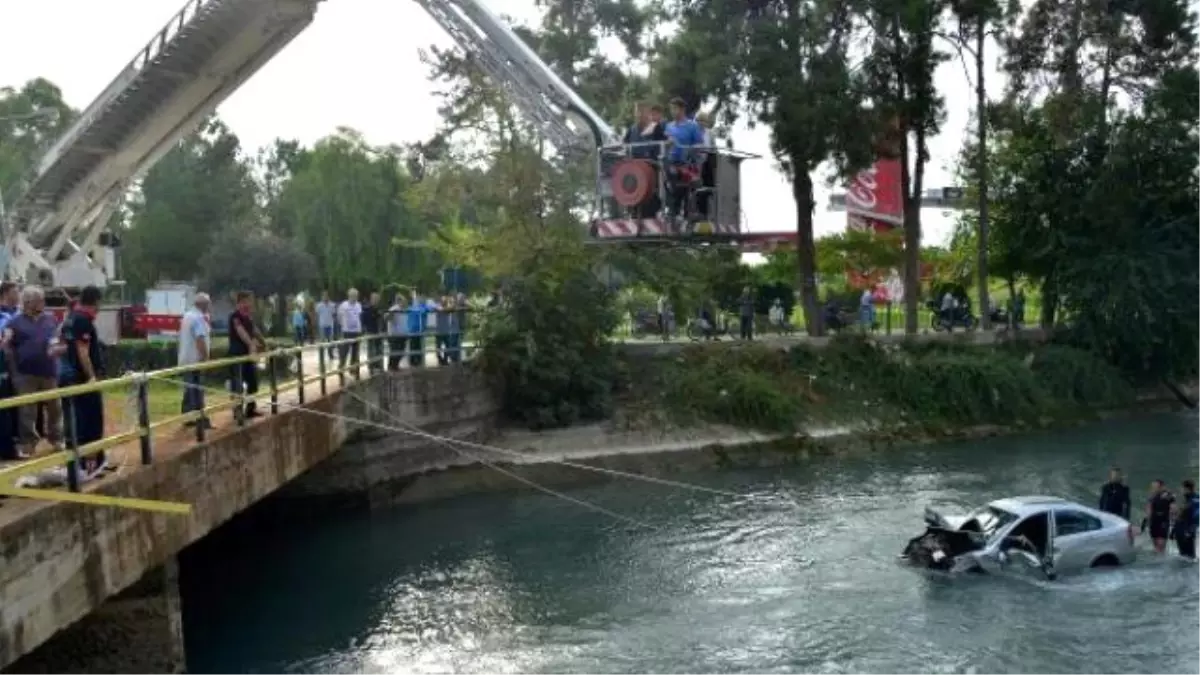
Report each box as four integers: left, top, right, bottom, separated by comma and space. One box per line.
184, 412, 1200, 674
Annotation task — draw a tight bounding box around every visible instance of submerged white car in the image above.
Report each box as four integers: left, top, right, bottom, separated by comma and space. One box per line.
901, 496, 1138, 579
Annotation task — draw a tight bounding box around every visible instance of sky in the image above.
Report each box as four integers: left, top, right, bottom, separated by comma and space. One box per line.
0, 0, 1004, 247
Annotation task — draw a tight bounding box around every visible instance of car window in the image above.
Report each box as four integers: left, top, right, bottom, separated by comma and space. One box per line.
1054, 509, 1102, 537
969, 506, 1019, 542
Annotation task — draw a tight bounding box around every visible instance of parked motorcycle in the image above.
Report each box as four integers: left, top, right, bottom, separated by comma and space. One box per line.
927, 302, 978, 332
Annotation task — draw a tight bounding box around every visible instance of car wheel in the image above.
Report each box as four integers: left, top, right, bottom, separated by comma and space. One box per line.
1090, 553, 1120, 568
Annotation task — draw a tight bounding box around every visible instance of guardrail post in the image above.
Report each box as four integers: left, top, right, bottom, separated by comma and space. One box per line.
352, 337, 362, 382
337, 342, 346, 388
296, 348, 305, 404
233, 364, 246, 427
63, 397, 80, 493
318, 345, 327, 396
268, 354, 279, 415
136, 379, 153, 465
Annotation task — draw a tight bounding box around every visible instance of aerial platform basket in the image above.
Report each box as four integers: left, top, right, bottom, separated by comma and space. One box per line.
589, 141, 759, 246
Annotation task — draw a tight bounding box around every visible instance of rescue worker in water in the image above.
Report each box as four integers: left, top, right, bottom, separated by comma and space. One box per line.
1098, 467, 1132, 520
1172, 479, 1198, 560
1143, 479, 1175, 553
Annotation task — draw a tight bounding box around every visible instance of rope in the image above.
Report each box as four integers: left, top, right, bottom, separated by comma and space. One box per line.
146, 374, 661, 531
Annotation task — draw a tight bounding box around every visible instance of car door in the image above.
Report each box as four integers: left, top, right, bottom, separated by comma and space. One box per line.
1051, 508, 1106, 574
991, 511, 1054, 578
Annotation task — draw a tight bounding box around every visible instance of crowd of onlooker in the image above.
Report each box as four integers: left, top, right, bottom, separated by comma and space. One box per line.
296, 289, 471, 370
0, 282, 106, 471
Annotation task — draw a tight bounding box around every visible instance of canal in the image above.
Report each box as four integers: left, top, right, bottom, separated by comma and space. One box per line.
182, 411, 1199, 674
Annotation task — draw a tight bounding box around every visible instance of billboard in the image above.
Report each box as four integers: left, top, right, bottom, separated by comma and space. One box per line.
844, 158, 904, 302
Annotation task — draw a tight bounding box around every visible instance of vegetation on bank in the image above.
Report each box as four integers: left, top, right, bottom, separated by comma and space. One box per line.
617, 336, 1138, 434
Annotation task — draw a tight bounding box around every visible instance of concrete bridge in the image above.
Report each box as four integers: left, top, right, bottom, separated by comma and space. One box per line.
0, 337, 496, 673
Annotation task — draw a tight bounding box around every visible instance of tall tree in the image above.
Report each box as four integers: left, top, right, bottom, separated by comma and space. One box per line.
273, 129, 437, 293
861, 0, 950, 333
658, 0, 874, 335
0, 78, 75, 220
121, 118, 258, 292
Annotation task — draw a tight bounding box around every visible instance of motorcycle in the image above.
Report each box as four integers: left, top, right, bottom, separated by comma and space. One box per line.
926, 301, 977, 332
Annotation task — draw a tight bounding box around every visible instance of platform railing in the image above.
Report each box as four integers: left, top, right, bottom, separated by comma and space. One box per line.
0, 328, 474, 501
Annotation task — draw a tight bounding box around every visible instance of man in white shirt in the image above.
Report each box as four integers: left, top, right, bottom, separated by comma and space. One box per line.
178, 293, 212, 429
316, 291, 337, 358
337, 288, 363, 370
940, 291, 957, 330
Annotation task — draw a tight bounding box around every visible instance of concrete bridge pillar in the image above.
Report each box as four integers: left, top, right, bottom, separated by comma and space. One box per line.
5, 557, 186, 674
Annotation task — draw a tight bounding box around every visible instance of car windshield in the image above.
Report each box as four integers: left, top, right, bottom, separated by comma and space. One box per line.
969, 506, 1019, 541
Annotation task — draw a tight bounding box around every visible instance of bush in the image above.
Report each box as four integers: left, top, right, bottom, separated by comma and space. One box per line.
632, 334, 1140, 432
662, 344, 803, 431
475, 272, 619, 430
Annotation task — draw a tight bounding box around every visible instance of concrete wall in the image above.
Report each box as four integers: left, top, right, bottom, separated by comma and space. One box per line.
0, 367, 496, 673
281, 367, 499, 507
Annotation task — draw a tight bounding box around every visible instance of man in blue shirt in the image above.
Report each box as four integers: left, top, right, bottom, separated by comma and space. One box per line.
664, 97, 704, 221
664, 97, 703, 165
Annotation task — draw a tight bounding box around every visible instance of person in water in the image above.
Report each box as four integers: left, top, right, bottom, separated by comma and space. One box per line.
1143, 479, 1175, 553
1172, 479, 1198, 560
1098, 467, 1132, 519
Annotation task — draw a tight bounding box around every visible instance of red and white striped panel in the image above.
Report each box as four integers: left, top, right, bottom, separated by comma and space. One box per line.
593, 219, 667, 238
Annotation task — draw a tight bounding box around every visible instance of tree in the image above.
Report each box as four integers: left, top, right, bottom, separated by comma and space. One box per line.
273, 129, 439, 293
121, 119, 258, 292
942, 0, 1015, 328
198, 229, 318, 298
658, 0, 874, 336
814, 229, 905, 280
861, 0, 950, 333
0, 78, 75, 206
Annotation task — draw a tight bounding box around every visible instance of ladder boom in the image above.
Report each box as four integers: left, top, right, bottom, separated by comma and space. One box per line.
416, 0, 617, 150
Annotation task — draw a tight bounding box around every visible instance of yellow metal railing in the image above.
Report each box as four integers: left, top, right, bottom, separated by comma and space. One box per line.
0, 332, 473, 514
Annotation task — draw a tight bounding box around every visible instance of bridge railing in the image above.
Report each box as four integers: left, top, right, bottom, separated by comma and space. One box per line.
0, 330, 473, 505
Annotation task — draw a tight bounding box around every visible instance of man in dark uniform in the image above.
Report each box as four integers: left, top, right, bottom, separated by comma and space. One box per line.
1143, 479, 1175, 554
1098, 467, 1132, 519
228, 291, 266, 419
60, 285, 106, 474
1173, 479, 1197, 560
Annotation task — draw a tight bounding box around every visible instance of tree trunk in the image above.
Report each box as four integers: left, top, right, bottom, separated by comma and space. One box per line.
791, 172, 822, 336
1040, 273, 1057, 329
902, 129, 928, 335
975, 15, 991, 330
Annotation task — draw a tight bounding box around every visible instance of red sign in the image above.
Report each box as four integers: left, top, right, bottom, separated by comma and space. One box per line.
134, 314, 182, 332
844, 158, 903, 228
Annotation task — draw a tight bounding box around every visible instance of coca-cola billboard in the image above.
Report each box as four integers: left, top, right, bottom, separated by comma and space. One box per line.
844, 158, 903, 228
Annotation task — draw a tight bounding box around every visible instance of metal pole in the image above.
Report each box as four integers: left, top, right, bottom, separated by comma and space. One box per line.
136, 379, 153, 464
268, 355, 279, 415
318, 344, 327, 396
63, 397, 80, 492
296, 348, 305, 404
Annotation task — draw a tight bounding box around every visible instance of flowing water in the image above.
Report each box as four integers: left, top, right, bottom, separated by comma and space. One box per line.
182, 412, 1199, 674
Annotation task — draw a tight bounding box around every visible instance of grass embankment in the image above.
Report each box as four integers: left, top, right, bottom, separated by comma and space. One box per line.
616, 335, 1136, 434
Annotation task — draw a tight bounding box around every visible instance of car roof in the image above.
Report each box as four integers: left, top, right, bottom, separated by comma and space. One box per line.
988, 496, 1084, 516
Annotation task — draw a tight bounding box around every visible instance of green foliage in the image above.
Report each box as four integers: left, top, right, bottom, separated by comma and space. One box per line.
199, 229, 318, 297
473, 222, 620, 430
0, 78, 75, 199
660, 345, 807, 431
630, 335, 1140, 432
122, 119, 259, 293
